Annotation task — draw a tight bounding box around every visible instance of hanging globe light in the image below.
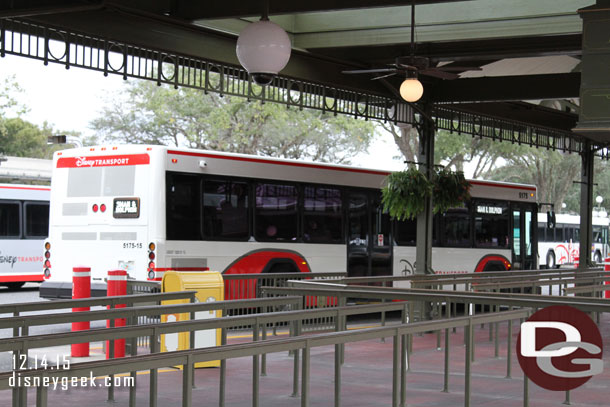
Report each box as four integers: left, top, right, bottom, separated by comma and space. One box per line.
399, 77, 424, 103
236, 18, 291, 86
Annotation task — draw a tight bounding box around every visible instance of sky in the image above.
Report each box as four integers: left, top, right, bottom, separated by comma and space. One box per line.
0, 54, 407, 172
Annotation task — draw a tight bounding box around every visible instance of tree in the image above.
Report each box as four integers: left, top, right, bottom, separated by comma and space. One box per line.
379, 120, 585, 214
0, 76, 83, 159
91, 80, 376, 164
377, 121, 514, 177
0, 75, 28, 118
486, 147, 581, 213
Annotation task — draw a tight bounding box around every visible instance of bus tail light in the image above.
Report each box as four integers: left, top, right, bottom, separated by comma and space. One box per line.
44, 242, 51, 279
100, 204, 107, 213
147, 242, 157, 280
92, 204, 99, 213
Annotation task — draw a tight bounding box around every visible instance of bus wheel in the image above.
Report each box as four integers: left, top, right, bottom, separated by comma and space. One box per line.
546, 251, 556, 269
594, 251, 602, 264
4, 282, 25, 290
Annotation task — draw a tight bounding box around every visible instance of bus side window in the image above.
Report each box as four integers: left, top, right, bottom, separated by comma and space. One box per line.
24, 202, 49, 238
0, 201, 21, 238
166, 172, 202, 240
254, 183, 298, 242
203, 180, 249, 240
303, 186, 342, 244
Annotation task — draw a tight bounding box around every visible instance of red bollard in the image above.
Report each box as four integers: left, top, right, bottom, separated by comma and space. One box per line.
604, 257, 610, 298
71, 267, 91, 357
106, 269, 127, 358
574, 255, 579, 268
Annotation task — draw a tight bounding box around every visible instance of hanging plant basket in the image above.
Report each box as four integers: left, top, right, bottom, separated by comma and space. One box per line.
381, 167, 433, 221
382, 167, 472, 220
433, 169, 471, 214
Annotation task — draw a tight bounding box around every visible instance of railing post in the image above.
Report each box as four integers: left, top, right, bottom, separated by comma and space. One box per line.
464, 318, 473, 407
301, 345, 310, 407
35, 383, 47, 407
339, 296, 346, 365
183, 355, 194, 407
334, 341, 341, 407
506, 317, 512, 379
442, 300, 450, 393
291, 301, 301, 398
392, 333, 400, 407
253, 321, 260, 407
219, 328, 227, 407
150, 328, 159, 407
261, 306, 268, 376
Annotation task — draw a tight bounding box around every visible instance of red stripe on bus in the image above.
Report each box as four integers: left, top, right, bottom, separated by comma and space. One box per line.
56, 154, 150, 168
0, 275, 44, 282
0, 185, 50, 191
470, 180, 536, 192
167, 150, 391, 176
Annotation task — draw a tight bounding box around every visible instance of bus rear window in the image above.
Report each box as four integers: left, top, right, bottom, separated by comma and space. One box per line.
67, 166, 135, 197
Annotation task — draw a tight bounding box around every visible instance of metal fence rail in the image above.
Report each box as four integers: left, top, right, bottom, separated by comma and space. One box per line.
0, 308, 531, 407
223, 272, 346, 331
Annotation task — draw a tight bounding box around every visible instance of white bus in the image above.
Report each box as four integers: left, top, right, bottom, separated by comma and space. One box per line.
537, 212, 609, 268
40, 145, 538, 298
0, 184, 50, 289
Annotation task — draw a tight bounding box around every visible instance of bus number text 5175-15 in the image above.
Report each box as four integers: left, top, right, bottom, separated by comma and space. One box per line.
519, 192, 530, 199
122, 243, 143, 249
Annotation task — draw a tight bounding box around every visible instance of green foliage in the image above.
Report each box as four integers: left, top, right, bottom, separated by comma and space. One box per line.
0, 75, 28, 117
0, 118, 58, 159
91, 79, 376, 163
382, 168, 433, 220
486, 146, 580, 213
433, 169, 471, 214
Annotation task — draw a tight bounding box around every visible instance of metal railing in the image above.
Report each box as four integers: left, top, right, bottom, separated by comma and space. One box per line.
0, 307, 532, 407
223, 272, 346, 331
3, 276, 609, 407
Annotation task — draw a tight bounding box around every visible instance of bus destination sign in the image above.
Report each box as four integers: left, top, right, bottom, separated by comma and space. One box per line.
476, 205, 503, 215
113, 198, 140, 218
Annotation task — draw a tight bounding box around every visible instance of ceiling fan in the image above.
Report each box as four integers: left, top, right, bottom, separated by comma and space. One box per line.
342, 0, 482, 102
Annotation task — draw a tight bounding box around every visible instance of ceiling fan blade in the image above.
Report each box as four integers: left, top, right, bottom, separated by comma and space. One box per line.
372, 72, 398, 80
396, 63, 418, 70
437, 66, 483, 72
342, 68, 397, 74
419, 69, 460, 80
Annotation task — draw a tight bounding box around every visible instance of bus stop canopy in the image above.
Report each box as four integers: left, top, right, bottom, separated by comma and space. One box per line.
1, 0, 606, 154
3, 0, 609, 270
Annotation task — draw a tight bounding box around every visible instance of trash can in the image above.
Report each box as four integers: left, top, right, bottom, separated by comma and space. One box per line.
161, 270, 224, 368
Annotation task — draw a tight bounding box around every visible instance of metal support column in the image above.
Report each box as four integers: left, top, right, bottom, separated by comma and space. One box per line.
579, 141, 595, 269
416, 104, 435, 320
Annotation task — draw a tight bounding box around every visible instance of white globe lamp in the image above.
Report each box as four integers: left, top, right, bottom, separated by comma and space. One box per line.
399, 77, 424, 103
236, 19, 291, 86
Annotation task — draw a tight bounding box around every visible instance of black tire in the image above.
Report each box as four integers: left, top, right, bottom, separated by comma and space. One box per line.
5, 282, 25, 290
594, 251, 602, 264
546, 251, 556, 269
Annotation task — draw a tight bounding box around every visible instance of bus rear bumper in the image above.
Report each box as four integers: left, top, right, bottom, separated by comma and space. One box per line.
39, 281, 108, 299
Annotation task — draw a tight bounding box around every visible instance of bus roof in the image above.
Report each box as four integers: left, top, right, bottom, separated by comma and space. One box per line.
0, 183, 50, 201
54, 145, 537, 198
538, 212, 610, 226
